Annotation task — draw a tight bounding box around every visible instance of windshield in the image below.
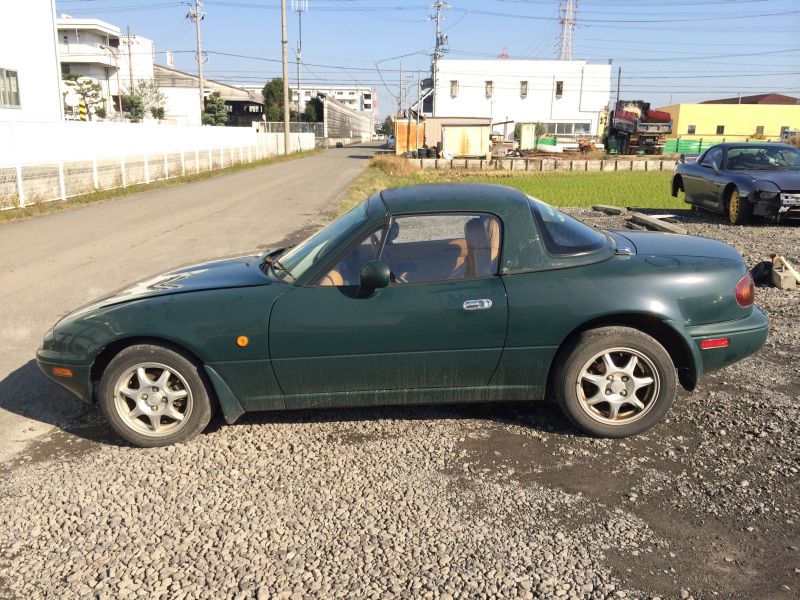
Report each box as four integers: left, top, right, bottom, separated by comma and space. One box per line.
271, 201, 370, 282
528, 196, 608, 255
726, 146, 800, 171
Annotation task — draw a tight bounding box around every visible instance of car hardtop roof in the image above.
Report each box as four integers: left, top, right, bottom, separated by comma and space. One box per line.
379, 183, 529, 215
710, 141, 795, 151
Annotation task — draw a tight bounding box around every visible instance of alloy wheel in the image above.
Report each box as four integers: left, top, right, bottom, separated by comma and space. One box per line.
575, 347, 660, 425
113, 362, 194, 437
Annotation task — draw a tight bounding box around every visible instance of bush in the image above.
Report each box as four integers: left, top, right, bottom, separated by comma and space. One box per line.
371, 155, 419, 176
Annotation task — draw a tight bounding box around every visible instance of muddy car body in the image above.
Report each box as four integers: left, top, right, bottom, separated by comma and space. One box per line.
38, 184, 768, 446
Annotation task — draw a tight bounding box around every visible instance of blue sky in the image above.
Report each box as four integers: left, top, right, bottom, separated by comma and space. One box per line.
56, 0, 800, 118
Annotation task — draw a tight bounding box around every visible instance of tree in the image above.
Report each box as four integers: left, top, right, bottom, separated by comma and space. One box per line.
261, 78, 298, 122
261, 78, 285, 122
62, 73, 104, 120
133, 79, 167, 119
121, 95, 144, 122
381, 115, 395, 136
202, 92, 228, 126
303, 96, 323, 122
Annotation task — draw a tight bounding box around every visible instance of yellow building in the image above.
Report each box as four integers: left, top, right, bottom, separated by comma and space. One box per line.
658, 97, 800, 142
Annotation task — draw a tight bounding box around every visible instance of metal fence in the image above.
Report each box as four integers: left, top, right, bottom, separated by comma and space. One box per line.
260, 121, 324, 136
0, 121, 315, 208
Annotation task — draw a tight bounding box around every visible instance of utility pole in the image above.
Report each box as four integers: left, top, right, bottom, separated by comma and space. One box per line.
398, 60, 403, 114
186, 1, 205, 124
557, 0, 578, 61
126, 25, 134, 93
281, 0, 291, 154
430, 1, 450, 117
293, 0, 307, 123
615, 66, 621, 105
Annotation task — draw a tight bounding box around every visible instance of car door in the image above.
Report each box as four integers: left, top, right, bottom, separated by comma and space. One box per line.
696, 146, 725, 209
269, 213, 508, 402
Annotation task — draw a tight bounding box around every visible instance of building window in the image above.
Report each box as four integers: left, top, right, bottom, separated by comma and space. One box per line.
716, 125, 725, 135
0, 68, 21, 107
555, 80, 564, 96
450, 80, 459, 97
543, 122, 591, 135
687, 125, 696, 134
755, 125, 764, 135
485, 80, 493, 98
520, 80, 528, 98
62, 35, 69, 45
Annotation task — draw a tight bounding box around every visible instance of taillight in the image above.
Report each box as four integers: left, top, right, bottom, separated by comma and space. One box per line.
735, 273, 755, 307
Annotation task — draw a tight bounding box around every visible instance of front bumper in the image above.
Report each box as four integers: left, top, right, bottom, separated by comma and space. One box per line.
36, 353, 94, 403
687, 307, 769, 374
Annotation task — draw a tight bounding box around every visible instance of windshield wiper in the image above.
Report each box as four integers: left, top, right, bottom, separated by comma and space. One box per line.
262, 255, 296, 282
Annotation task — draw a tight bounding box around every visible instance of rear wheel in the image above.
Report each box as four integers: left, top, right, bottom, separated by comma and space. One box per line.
727, 188, 752, 225
98, 344, 212, 447
553, 327, 677, 438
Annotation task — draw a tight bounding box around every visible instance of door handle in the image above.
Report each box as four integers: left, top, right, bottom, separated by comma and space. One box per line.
463, 299, 493, 311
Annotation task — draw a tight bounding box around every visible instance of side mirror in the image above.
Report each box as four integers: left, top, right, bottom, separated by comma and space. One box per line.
359, 260, 390, 291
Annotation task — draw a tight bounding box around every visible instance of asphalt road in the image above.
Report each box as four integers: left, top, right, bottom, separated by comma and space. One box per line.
0, 144, 377, 463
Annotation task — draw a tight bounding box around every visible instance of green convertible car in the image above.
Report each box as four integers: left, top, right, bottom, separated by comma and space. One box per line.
38, 184, 768, 447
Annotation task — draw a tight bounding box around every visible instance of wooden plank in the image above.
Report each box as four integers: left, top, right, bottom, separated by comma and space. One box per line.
592, 204, 626, 215
628, 212, 688, 235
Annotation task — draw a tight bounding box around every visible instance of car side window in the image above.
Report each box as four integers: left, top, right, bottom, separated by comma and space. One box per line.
317, 228, 384, 287
380, 214, 501, 284
701, 147, 722, 169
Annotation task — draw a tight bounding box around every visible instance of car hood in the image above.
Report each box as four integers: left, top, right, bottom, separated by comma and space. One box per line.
64, 254, 273, 320
734, 170, 800, 188
614, 231, 743, 262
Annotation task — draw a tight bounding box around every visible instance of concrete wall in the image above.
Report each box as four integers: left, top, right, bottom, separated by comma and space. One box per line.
412, 157, 674, 172
0, 121, 314, 206
433, 59, 611, 137
0, 1, 63, 123
161, 86, 202, 126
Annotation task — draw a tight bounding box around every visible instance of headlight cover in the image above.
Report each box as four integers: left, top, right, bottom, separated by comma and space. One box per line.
753, 180, 780, 201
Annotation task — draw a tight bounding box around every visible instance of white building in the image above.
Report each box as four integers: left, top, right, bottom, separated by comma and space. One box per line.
430, 59, 611, 137
241, 84, 374, 116
0, 1, 63, 122
56, 16, 154, 117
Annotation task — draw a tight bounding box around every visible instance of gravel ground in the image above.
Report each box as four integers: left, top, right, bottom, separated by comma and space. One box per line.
0, 209, 798, 599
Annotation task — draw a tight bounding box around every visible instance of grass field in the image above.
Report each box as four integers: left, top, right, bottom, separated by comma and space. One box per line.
339, 155, 682, 214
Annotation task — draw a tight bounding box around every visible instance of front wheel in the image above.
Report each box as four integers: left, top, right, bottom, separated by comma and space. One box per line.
553, 327, 677, 438
727, 188, 752, 225
98, 344, 213, 447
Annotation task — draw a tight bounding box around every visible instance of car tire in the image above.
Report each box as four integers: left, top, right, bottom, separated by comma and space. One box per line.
553, 327, 677, 438
98, 344, 213, 447
727, 188, 752, 225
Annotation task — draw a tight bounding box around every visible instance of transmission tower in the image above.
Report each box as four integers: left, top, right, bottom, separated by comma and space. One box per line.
430, 0, 450, 116
557, 0, 577, 61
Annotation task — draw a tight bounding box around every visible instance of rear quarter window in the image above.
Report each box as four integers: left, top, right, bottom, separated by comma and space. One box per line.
528, 197, 608, 255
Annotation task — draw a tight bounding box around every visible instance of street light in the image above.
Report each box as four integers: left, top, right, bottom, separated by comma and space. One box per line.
100, 44, 124, 120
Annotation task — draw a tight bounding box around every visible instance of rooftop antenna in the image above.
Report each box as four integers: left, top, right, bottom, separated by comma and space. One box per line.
557, 0, 577, 61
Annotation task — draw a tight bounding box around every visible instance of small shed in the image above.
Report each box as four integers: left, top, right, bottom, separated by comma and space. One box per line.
441, 124, 491, 159
394, 121, 424, 155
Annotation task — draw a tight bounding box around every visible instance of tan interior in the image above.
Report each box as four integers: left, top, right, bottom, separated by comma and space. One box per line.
318, 217, 500, 287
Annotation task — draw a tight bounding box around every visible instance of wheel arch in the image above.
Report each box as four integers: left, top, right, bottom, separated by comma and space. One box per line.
546, 313, 698, 394
671, 174, 684, 197
90, 336, 247, 423
91, 336, 205, 389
